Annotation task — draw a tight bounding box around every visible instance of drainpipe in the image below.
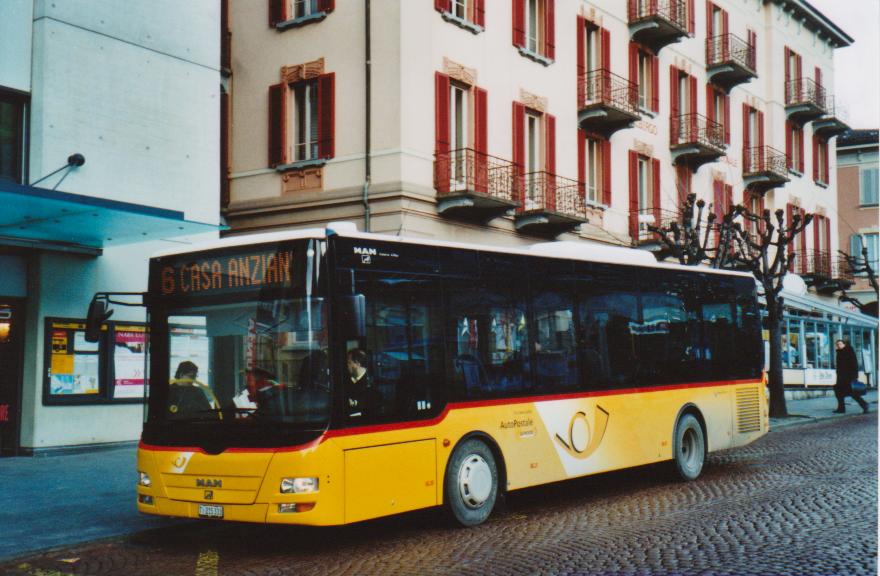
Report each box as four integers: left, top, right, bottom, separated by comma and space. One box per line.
362, 0, 372, 232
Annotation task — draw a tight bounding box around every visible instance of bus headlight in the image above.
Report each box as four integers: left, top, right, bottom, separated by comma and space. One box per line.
138, 471, 152, 487
280, 477, 319, 494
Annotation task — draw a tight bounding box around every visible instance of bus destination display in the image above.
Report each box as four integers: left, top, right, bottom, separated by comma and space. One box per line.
158, 249, 294, 297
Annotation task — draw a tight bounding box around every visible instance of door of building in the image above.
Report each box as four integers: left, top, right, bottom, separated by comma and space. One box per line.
0, 300, 24, 455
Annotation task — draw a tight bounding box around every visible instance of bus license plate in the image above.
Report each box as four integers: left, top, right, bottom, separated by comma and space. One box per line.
198, 504, 224, 518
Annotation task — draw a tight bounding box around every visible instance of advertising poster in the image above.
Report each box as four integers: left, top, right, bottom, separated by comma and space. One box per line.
49, 322, 100, 396
113, 325, 147, 399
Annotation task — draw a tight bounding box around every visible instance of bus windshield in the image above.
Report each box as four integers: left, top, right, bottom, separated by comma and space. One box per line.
144, 239, 330, 448
162, 296, 329, 426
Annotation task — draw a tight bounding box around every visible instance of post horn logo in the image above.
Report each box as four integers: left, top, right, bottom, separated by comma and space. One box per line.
554, 405, 610, 460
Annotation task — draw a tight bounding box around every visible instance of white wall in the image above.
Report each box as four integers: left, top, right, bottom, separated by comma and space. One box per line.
0, 0, 33, 92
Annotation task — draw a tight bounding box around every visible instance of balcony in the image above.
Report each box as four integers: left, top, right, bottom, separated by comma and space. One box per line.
818, 257, 856, 294
627, 0, 689, 54
515, 172, 588, 236
706, 34, 756, 92
578, 69, 641, 137
434, 148, 520, 220
812, 95, 851, 138
629, 207, 677, 248
785, 78, 827, 124
742, 146, 789, 193
670, 113, 726, 169
794, 250, 831, 286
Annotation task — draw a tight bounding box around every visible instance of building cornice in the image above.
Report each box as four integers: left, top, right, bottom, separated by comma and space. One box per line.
769, 0, 853, 48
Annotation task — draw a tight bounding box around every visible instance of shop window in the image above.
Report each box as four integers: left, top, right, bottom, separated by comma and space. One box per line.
43, 318, 147, 405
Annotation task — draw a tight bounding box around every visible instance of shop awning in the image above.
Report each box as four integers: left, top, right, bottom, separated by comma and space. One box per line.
782, 290, 877, 327
0, 179, 222, 253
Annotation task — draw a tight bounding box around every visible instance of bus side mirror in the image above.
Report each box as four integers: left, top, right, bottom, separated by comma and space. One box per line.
85, 296, 113, 342
340, 294, 366, 341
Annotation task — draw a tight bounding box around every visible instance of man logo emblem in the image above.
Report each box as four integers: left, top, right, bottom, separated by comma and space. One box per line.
204, 490, 213, 500
196, 478, 222, 488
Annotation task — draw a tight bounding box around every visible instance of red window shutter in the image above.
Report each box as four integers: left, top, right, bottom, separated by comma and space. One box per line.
651, 158, 661, 223
785, 121, 792, 168
815, 66, 822, 89
651, 53, 659, 112
600, 28, 611, 71
435, 73, 450, 155
713, 180, 723, 218
688, 75, 697, 132
629, 151, 639, 240
722, 10, 729, 34
629, 42, 638, 84
669, 66, 679, 143
435, 73, 450, 194
267, 83, 286, 167
474, 87, 488, 193
823, 137, 829, 181
786, 203, 794, 270
757, 110, 764, 149
317, 73, 335, 159
706, 1, 713, 38
318, 0, 335, 12
578, 129, 586, 197
269, 0, 286, 27
812, 134, 819, 181
544, 0, 555, 60
799, 208, 808, 256
474, 0, 485, 27
796, 54, 802, 81
687, 0, 695, 34
512, 0, 525, 48
813, 215, 820, 254
797, 126, 804, 173
577, 18, 586, 105
742, 104, 750, 150
724, 184, 732, 212
512, 102, 526, 202
723, 93, 730, 144
602, 139, 612, 206
825, 217, 831, 255
784, 46, 791, 101
435, 0, 449, 12
706, 85, 715, 123
545, 114, 556, 174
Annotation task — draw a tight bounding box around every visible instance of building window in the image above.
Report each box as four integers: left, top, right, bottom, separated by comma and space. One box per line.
786, 121, 804, 173
293, 0, 318, 18
436, 0, 485, 31
291, 80, 318, 162
0, 90, 26, 184
860, 167, 878, 206
269, 0, 334, 28
628, 150, 660, 241
449, 82, 469, 184
637, 155, 650, 210
585, 23, 599, 71
708, 85, 730, 144
629, 42, 658, 113
851, 233, 879, 275
814, 136, 829, 184
513, 0, 554, 62
584, 136, 601, 204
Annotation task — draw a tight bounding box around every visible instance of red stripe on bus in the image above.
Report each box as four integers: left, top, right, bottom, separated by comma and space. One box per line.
139, 378, 759, 455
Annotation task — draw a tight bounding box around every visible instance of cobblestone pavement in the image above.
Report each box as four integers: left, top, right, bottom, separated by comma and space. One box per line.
3, 416, 876, 576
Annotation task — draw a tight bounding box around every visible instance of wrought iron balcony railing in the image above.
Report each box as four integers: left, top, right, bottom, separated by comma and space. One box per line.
785, 78, 827, 111
519, 172, 586, 220
743, 146, 788, 177
706, 33, 755, 72
794, 249, 832, 278
578, 69, 639, 116
831, 257, 855, 284
630, 207, 678, 243
670, 113, 725, 149
627, 0, 688, 31
822, 95, 849, 122
434, 148, 518, 203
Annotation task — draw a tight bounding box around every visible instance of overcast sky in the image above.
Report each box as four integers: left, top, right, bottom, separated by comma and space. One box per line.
806, 0, 880, 129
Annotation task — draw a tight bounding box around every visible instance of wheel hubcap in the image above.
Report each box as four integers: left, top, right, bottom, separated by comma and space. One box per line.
681, 427, 702, 473
458, 454, 492, 508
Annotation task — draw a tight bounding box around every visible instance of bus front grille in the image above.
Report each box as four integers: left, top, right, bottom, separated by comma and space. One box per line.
735, 387, 761, 433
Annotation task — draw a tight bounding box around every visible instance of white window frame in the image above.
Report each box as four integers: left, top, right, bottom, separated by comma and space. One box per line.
525, 111, 542, 207
790, 125, 802, 170
449, 82, 470, 186
584, 137, 600, 204
860, 167, 879, 206
452, 0, 469, 20
525, 0, 543, 54
816, 138, 828, 183
585, 25, 599, 71
637, 51, 650, 110
292, 0, 318, 19
291, 80, 318, 162
637, 155, 651, 211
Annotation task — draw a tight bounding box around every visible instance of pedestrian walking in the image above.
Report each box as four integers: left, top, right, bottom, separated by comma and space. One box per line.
834, 340, 869, 414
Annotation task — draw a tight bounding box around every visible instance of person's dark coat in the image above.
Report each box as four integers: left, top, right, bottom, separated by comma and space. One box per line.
835, 343, 859, 396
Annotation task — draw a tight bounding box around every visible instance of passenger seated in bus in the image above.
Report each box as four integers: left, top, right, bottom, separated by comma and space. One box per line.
347, 348, 380, 419
168, 361, 220, 419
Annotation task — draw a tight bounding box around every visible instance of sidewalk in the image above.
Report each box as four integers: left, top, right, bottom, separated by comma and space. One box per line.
0, 445, 182, 563
0, 391, 875, 563
770, 389, 877, 430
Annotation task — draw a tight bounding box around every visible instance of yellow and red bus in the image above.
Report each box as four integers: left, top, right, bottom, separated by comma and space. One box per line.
133, 223, 767, 526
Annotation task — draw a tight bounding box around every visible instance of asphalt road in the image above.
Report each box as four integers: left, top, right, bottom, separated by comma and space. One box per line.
3, 415, 877, 576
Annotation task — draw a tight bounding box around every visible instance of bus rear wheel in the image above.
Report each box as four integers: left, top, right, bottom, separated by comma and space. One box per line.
444, 438, 498, 527
672, 413, 705, 481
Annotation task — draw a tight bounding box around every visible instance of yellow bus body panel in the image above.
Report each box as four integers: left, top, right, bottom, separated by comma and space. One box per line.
136, 381, 767, 526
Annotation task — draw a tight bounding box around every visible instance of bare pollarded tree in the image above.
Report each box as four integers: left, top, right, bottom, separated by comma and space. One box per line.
650, 195, 813, 417
728, 207, 813, 418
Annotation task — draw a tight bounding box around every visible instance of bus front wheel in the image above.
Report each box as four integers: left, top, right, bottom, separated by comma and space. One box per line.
444, 438, 498, 527
672, 413, 705, 481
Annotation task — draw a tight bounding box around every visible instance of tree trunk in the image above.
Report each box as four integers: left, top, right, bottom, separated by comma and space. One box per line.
766, 298, 788, 417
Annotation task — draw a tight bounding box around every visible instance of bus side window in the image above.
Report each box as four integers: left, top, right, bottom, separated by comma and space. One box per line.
575, 265, 639, 390
734, 278, 762, 379
446, 275, 531, 400
701, 279, 738, 381
351, 273, 444, 424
